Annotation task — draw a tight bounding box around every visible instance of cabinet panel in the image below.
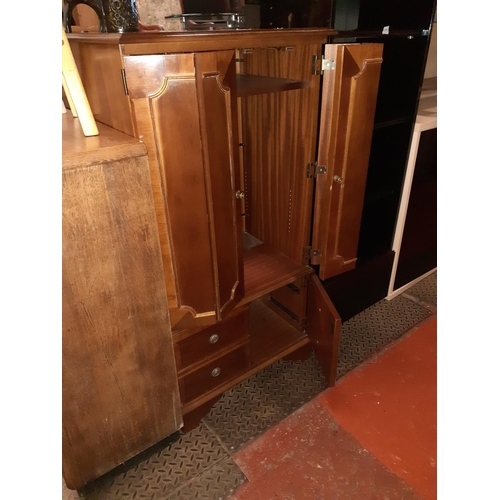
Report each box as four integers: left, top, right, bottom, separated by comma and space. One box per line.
124, 51, 243, 323
174, 306, 249, 372
179, 344, 250, 404
306, 274, 342, 386
239, 43, 323, 263
194, 51, 244, 318
62, 144, 182, 490
312, 43, 383, 280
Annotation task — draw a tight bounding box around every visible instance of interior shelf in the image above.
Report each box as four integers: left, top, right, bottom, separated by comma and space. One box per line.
248, 299, 309, 369
236, 73, 309, 97
241, 243, 312, 306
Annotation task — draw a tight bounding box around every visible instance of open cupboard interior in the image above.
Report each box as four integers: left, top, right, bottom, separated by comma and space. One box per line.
64, 29, 383, 490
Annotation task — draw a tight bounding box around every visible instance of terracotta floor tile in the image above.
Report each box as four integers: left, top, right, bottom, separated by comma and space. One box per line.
320, 316, 437, 500
230, 398, 421, 500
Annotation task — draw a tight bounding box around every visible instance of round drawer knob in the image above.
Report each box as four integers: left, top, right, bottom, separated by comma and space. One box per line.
211, 367, 221, 377
209, 334, 219, 344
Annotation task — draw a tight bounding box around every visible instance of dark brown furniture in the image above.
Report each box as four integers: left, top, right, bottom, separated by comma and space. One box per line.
64, 28, 383, 490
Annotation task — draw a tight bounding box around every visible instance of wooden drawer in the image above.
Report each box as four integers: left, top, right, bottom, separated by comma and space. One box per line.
179, 345, 249, 405
174, 306, 248, 372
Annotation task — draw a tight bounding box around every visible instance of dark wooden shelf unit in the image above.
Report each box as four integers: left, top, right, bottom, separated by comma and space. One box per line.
236, 73, 309, 97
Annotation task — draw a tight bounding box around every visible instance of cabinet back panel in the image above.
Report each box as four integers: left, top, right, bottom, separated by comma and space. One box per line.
240, 43, 322, 263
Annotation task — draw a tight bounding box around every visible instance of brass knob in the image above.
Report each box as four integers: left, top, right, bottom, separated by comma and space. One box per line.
211, 367, 221, 377
209, 334, 219, 344
236, 190, 245, 199
333, 175, 343, 184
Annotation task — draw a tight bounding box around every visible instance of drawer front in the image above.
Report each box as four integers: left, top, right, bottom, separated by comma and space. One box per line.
175, 307, 248, 371
179, 345, 249, 404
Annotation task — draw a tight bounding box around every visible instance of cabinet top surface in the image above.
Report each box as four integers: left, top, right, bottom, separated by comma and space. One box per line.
62, 112, 146, 170
68, 28, 336, 54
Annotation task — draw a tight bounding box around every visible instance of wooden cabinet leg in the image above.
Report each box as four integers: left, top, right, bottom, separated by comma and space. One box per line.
182, 395, 222, 432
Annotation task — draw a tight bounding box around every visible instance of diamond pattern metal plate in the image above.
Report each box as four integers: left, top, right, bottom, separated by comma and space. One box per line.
403, 270, 437, 309
336, 293, 432, 379
78, 424, 246, 500
203, 354, 327, 452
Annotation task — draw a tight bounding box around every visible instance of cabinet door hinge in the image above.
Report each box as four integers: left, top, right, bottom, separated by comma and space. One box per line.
302, 246, 320, 260
307, 162, 327, 179
312, 55, 335, 75
121, 69, 129, 95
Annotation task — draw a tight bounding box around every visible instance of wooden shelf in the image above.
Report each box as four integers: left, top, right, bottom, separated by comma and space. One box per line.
236, 74, 308, 97
240, 243, 312, 306
248, 299, 309, 369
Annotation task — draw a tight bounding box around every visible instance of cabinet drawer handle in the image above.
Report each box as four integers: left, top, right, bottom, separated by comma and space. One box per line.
236, 190, 245, 199
211, 367, 221, 377
209, 334, 219, 344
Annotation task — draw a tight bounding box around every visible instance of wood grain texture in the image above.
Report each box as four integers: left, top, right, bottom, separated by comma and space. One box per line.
194, 50, 244, 319
248, 299, 309, 369
69, 40, 134, 136
181, 299, 309, 415
306, 274, 342, 387
124, 53, 217, 322
62, 113, 144, 169
178, 344, 250, 404
236, 74, 309, 97
241, 244, 313, 306
240, 43, 323, 263
68, 29, 334, 55
62, 117, 182, 490
174, 306, 249, 373
312, 43, 383, 280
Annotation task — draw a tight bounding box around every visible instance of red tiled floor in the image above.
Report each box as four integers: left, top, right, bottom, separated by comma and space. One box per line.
320, 315, 437, 499
231, 398, 420, 500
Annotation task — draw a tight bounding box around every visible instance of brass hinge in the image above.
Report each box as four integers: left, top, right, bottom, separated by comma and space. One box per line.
303, 246, 320, 260
312, 55, 335, 75
121, 69, 129, 95
307, 162, 327, 179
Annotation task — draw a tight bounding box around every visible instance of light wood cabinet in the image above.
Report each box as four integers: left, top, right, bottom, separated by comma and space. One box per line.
62, 114, 182, 490
65, 28, 382, 490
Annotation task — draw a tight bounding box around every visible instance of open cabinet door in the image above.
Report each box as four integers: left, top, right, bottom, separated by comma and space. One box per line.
123, 50, 243, 325
307, 274, 342, 386
311, 43, 383, 280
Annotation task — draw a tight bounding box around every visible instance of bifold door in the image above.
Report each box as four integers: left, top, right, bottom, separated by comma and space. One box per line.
123, 51, 244, 325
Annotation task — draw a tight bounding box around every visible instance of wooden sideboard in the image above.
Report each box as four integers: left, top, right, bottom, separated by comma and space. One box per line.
63, 28, 383, 490
62, 113, 182, 489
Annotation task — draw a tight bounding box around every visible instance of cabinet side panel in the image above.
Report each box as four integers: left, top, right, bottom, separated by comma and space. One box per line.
241, 43, 322, 263
62, 155, 182, 490
69, 41, 134, 136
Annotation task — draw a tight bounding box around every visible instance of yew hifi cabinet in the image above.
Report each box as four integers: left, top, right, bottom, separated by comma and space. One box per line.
63, 28, 383, 490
